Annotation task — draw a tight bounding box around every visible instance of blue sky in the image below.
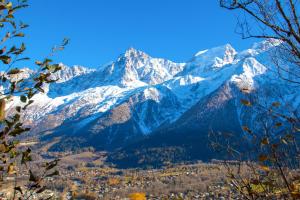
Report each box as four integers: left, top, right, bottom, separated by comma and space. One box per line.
19, 0, 259, 68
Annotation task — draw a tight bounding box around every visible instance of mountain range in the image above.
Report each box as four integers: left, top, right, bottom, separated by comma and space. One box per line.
4, 39, 300, 167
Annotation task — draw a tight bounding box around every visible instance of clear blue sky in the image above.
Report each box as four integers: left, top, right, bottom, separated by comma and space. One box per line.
19, 0, 259, 68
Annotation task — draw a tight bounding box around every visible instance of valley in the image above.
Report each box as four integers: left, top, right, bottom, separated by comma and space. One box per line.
0, 149, 247, 199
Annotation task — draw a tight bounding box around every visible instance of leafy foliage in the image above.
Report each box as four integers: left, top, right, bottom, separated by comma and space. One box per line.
217, 1, 300, 199
0, 0, 68, 198
212, 98, 300, 198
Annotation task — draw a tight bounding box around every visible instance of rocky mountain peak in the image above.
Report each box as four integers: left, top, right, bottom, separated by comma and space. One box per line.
192, 44, 237, 65
51, 64, 95, 83
123, 47, 149, 61
178, 44, 237, 77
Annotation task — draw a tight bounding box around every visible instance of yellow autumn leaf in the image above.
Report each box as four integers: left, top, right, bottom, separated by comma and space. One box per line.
260, 165, 270, 172
242, 126, 252, 134
0, 143, 6, 152
241, 99, 251, 106
242, 126, 249, 131
0, 98, 5, 121
108, 178, 120, 186
129, 192, 146, 200
5, 2, 12, 9
258, 154, 268, 162
7, 163, 16, 174
261, 138, 269, 145
272, 102, 281, 107
291, 192, 300, 199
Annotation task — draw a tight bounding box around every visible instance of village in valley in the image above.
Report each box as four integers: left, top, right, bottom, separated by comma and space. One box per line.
0, 150, 243, 200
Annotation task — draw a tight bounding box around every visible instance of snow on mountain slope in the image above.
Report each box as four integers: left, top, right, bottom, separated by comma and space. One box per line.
100, 47, 185, 86
5, 48, 187, 135
230, 58, 267, 92
178, 44, 237, 77
4, 40, 300, 151
52, 64, 95, 83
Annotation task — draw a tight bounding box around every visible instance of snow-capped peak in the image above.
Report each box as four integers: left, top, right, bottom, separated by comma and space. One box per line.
124, 47, 149, 60
101, 48, 186, 86
178, 44, 237, 77
52, 64, 95, 83
252, 39, 282, 52
193, 44, 236, 61
238, 39, 282, 59
192, 44, 237, 65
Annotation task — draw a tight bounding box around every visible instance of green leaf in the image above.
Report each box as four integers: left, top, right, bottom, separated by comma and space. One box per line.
16, 57, 29, 62
0, 4, 6, 10
7, 68, 21, 75
7, 46, 17, 53
0, 55, 11, 64
12, 4, 29, 12
9, 127, 27, 136
21, 148, 31, 164
47, 64, 62, 73
20, 95, 27, 103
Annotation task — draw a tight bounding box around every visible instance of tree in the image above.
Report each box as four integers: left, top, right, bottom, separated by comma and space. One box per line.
220, 0, 300, 84
216, 0, 300, 199
0, 0, 68, 198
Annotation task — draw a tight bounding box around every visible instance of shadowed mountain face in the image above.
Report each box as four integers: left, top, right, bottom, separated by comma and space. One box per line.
4, 40, 300, 167
107, 83, 246, 168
